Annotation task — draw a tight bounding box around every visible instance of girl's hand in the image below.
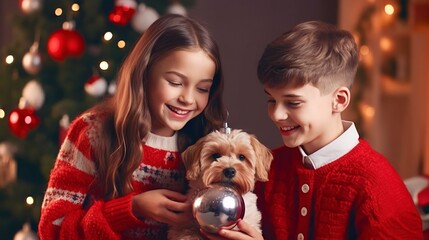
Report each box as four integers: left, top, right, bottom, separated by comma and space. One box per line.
201, 219, 264, 240
132, 189, 192, 226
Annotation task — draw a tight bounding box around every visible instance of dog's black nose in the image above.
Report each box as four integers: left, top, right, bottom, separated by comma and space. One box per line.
223, 167, 236, 178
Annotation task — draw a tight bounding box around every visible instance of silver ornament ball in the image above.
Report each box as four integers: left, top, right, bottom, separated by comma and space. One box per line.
193, 184, 245, 233
22, 50, 42, 75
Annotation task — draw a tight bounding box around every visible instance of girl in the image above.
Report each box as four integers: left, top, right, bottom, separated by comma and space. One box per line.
38, 14, 226, 240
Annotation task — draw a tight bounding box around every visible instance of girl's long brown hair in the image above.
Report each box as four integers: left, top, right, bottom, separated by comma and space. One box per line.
90, 14, 226, 199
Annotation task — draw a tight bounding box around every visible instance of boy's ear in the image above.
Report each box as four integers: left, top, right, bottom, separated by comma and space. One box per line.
332, 86, 350, 113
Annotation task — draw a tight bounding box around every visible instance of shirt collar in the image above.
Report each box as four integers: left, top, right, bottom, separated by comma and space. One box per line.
299, 121, 359, 169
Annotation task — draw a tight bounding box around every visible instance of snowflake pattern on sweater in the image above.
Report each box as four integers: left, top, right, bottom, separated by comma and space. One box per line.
39, 113, 186, 240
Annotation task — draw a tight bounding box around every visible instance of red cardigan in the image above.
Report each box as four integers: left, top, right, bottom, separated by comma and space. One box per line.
256, 140, 423, 239
38, 113, 186, 239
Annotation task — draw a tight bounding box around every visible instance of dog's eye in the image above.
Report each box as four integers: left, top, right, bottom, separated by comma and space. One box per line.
238, 154, 246, 161
212, 153, 221, 160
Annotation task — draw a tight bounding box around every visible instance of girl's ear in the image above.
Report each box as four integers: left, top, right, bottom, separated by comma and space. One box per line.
332, 86, 350, 113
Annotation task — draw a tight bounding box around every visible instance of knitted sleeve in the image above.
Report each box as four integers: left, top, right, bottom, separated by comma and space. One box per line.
38, 114, 142, 240
353, 153, 423, 239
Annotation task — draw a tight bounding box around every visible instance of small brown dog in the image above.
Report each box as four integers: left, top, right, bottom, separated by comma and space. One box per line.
168, 129, 273, 239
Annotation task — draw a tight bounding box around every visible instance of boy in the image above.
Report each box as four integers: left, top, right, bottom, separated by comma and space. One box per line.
255, 20, 422, 239
208, 21, 423, 240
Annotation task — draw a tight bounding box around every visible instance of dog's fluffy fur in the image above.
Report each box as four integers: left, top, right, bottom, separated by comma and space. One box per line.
168, 129, 273, 240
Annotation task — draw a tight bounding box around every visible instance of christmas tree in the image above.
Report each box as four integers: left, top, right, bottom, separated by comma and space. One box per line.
0, 0, 193, 238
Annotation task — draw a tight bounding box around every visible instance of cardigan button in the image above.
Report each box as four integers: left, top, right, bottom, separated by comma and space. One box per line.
301, 184, 309, 193
301, 207, 308, 216
297, 233, 304, 240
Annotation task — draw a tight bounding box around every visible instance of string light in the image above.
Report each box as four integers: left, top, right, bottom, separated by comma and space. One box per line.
360, 45, 370, 56
104, 32, 113, 41
359, 102, 375, 120
71, 3, 80, 12
99, 61, 109, 70
26, 196, 34, 205
54, 8, 63, 16
5, 55, 14, 64
384, 4, 394, 16
380, 37, 393, 52
117, 40, 126, 48
0, 109, 5, 119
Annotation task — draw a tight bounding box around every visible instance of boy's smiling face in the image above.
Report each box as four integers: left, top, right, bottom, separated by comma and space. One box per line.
264, 83, 345, 154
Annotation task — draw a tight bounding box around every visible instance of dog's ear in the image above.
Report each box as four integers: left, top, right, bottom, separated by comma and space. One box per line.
181, 139, 204, 181
250, 135, 273, 182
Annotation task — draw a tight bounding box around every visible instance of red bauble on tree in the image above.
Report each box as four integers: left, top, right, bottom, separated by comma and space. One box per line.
8, 98, 40, 138
47, 21, 85, 61
47, 29, 68, 61
109, 0, 137, 26
8, 107, 40, 139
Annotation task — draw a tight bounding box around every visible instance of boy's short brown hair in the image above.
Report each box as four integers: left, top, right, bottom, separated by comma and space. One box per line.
257, 21, 359, 94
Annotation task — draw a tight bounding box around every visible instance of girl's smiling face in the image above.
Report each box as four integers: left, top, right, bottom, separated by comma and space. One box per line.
147, 49, 216, 137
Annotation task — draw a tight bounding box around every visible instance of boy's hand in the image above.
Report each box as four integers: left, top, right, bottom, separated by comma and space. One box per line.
201, 219, 264, 240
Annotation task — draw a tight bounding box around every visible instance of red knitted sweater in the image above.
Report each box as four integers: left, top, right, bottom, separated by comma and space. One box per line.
256, 140, 423, 239
38, 113, 186, 240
